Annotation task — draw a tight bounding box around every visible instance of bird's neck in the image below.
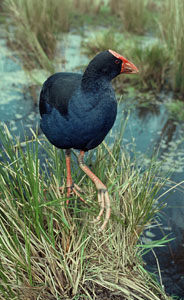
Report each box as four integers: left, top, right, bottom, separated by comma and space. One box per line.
81, 67, 111, 92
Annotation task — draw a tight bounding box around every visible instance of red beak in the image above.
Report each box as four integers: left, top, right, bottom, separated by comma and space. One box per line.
109, 49, 139, 74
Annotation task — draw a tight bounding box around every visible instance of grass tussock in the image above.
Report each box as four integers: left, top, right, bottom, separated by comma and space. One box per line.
4, 0, 71, 73
0, 123, 172, 300
129, 42, 170, 90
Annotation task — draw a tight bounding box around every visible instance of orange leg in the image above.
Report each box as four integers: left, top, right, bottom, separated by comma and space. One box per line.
65, 149, 85, 203
78, 150, 111, 231
65, 149, 72, 199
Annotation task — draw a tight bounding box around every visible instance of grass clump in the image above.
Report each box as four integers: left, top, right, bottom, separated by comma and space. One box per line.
159, 0, 184, 94
3, 0, 71, 73
0, 123, 172, 300
129, 42, 170, 90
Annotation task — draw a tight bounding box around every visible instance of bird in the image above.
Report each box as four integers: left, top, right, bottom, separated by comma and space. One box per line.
39, 49, 138, 230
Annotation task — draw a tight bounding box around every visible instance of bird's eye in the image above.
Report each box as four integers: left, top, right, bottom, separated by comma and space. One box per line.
115, 59, 121, 64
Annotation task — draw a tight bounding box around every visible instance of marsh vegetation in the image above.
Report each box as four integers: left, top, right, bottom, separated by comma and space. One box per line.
0, 0, 184, 299
2, 0, 184, 114
2, 0, 184, 96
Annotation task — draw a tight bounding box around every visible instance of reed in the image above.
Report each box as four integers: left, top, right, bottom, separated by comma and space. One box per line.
73, 0, 102, 14
4, 0, 71, 72
159, 0, 184, 94
109, 0, 149, 34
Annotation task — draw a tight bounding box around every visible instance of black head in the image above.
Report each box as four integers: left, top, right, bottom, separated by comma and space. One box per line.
83, 50, 138, 82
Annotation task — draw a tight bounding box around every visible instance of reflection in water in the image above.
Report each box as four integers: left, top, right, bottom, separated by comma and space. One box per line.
137, 104, 160, 119
157, 119, 177, 150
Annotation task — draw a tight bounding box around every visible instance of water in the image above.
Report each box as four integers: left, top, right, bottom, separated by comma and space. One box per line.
0, 33, 40, 139
0, 29, 184, 298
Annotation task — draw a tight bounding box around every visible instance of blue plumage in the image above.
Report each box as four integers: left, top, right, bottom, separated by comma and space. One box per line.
39, 50, 120, 151
39, 49, 138, 230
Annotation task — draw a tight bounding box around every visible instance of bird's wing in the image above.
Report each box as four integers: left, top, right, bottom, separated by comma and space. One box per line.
39, 72, 82, 116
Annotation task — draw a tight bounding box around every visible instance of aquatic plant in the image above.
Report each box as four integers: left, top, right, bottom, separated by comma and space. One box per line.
0, 122, 172, 299
166, 99, 184, 122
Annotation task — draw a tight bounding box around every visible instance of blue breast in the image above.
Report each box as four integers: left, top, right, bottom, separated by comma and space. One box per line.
40, 86, 117, 151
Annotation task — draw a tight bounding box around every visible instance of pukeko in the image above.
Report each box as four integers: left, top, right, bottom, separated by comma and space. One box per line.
39, 49, 138, 230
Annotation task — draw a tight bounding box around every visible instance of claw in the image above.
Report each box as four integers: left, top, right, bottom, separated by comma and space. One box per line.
65, 149, 112, 230
95, 190, 105, 222
100, 190, 111, 231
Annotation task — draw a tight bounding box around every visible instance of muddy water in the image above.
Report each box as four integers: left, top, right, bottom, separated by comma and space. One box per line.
0, 30, 184, 298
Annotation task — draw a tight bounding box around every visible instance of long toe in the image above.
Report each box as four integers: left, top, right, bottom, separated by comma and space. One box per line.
61, 183, 86, 204
93, 189, 111, 231
72, 186, 86, 203
95, 190, 105, 221
77, 151, 111, 230
100, 190, 111, 231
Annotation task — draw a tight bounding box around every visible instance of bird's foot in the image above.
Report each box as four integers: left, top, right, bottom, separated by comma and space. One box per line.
93, 188, 111, 231
78, 151, 111, 231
